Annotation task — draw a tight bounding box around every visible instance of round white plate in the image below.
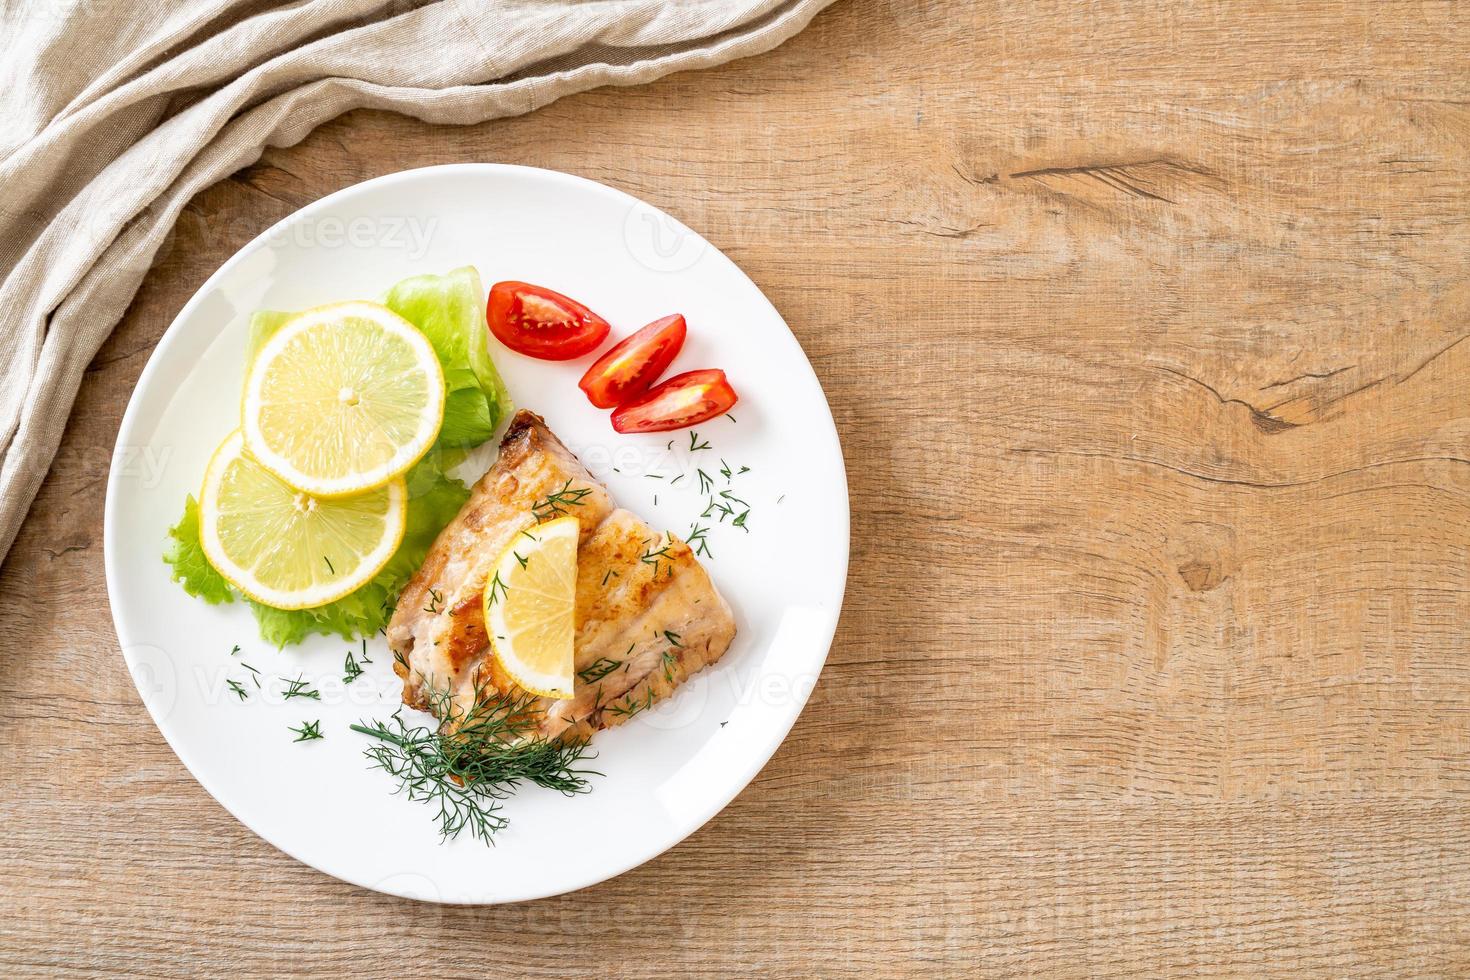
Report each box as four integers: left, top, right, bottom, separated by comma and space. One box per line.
104, 164, 848, 903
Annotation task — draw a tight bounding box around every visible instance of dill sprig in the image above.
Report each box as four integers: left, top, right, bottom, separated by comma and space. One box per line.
607, 688, 655, 719
687, 523, 713, 558
290, 719, 324, 742
485, 570, 510, 606
282, 674, 320, 701
350, 677, 599, 845
532, 479, 593, 521
227, 679, 249, 701
344, 649, 364, 684
578, 658, 623, 684
688, 431, 711, 452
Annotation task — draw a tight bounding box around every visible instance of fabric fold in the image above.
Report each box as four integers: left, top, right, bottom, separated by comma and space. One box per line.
0, 0, 837, 567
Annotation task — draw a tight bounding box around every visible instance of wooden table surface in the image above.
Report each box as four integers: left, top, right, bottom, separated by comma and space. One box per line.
5, 0, 1470, 975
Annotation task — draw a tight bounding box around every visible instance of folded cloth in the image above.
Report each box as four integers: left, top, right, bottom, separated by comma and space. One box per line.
0, 0, 835, 567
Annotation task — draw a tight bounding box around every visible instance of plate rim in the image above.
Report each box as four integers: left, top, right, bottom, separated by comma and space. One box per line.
103, 163, 850, 903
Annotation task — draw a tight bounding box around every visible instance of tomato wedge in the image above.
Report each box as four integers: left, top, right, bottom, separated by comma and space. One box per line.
610, 369, 737, 433
486, 281, 610, 360
578, 314, 687, 408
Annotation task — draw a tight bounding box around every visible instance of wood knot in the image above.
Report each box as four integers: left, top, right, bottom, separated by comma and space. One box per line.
1177, 559, 1225, 593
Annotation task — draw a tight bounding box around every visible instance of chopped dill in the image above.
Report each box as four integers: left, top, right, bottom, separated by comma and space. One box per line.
485, 570, 510, 606
662, 651, 678, 684
323, 555, 335, 574
532, 479, 593, 521
669, 474, 685, 486
687, 523, 713, 558
290, 719, 324, 742
697, 469, 714, 494
351, 675, 598, 844
423, 588, 444, 615
227, 679, 249, 701
282, 674, 320, 701
343, 649, 364, 684
607, 688, 655, 719
578, 658, 623, 683
688, 431, 710, 452
513, 551, 529, 570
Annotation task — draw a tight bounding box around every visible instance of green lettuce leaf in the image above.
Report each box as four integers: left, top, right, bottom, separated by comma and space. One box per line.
163, 495, 234, 605
382, 268, 508, 440
164, 267, 509, 646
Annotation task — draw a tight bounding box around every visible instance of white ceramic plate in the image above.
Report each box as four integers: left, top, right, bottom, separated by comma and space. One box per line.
104, 164, 848, 903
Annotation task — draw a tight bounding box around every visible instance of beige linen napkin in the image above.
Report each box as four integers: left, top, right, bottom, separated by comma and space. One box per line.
0, 0, 835, 567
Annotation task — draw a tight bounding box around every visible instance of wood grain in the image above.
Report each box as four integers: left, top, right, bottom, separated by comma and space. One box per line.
4, 0, 1470, 975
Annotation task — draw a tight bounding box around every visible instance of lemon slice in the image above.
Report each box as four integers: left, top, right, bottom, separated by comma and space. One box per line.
242, 301, 444, 497
198, 431, 407, 609
484, 516, 579, 699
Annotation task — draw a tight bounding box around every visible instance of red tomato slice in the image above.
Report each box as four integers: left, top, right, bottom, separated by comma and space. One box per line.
578, 314, 687, 408
486, 281, 610, 360
610, 369, 738, 434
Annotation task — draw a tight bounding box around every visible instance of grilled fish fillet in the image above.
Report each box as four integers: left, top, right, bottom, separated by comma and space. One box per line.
387, 410, 736, 740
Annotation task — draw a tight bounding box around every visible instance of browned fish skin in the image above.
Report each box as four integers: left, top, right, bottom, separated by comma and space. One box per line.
387, 410, 736, 737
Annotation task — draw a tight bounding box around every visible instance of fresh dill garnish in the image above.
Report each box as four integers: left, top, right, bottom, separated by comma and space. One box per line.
653, 494, 658, 506
344, 649, 364, 684
667, 439, 674, 451
701, 497, 734, 522
519, 528, 539, 543
513, 551, 529, 570
725, 413, 736, 423
688, 431, 710, 452
686, 523, 713, 558
290, 719, 324, 742
282, 674, 320, 701
423, 588, 444, 615
669, 474, 685, 485
645, 473, 664, 480
738, 465, 751, 474
600, 568, 619, 586
732, 510, 751, 532
227, 679, 249, 701
351, 676, 599, 844
323, 555, 335, 574
240, 661, 261, 688
485, 570, 510, 606
696, 468, 714, 494
578, 658, 623, 683
662, 651, 678, 684
719, 459, 732, 481
359, 638, 371, 664
640, 536, 674, 576
720, 489, 750, 507
229, 644, 240, 657
531, 479, 593, 521
607, 688, 655, 719
663, 630, 684, 647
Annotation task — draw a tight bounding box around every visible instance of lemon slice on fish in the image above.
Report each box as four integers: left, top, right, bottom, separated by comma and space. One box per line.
242, 300, 444, 497
198, 431, 407, 609
484, 516, 579, 699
